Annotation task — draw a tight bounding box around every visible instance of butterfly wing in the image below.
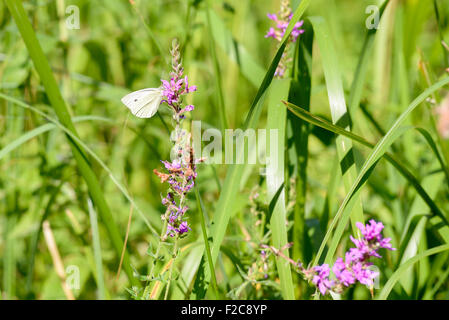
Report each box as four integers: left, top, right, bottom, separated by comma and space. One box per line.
121, 88, 164, 118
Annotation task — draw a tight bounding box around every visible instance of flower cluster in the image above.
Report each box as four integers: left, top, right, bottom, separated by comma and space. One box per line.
265, 0, 305, 78
154, 138, 201, 238
265, 13, 304, 42
160, 40, 197, 121
153, 40, 200, 238
305, 220, 395, 296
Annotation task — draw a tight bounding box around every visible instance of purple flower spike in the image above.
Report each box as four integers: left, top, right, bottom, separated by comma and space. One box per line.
184, 76, 197, 93
265, 4, 305, 79
154, 40, 200, 240
160, 43, 197, 117
295, 20, 304, 28
307, 220, 395, 296
379, 237, 395, 251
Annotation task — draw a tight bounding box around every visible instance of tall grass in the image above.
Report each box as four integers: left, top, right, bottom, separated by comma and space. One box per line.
1, 0, 449, 300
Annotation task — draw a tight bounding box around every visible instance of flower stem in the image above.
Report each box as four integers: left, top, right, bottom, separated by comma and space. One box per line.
142, 210, 168, 299
164, 236, 179, 300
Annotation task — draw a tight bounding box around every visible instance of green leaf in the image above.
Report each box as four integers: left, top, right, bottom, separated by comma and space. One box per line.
4, 0, 139, 287
266, 78, 295, 299
284, 100, 449, 234
192, 0, 311, 298
308, 16, 365, 250
377, 244, 449, 300
87, 200, 106, 300
311, 75, 449, 265
287, 20, 314, 265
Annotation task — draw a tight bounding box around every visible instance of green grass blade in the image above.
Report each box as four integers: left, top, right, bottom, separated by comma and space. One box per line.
348, 0, 390, 112
195, 188, 219, 300
87, 200, 106, 300
308, 16, 365, 239
205, 3, 228, 131
288, 20, 313, 265
207, 10, 265, 87
424, 251, 449, 298
434, 0, 449, 66
266, 78, 295, 300
398, 216, 428, 295
310, 76, 449, 265
192, 0, 311, 298
415, 128, 449, 185
377, 244, 449, 300
0, 117, 111, 161
285, 100, 449, 229
3, 214, 17, 299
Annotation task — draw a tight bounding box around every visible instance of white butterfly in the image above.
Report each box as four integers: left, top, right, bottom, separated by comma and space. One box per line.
121, 87, 164, 118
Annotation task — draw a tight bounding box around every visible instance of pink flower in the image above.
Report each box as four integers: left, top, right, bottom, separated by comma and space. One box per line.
332, 258, 356, 287
265, 12, 304, 43
308, 220, 395, 295
356, 220, 384, 241
156, 41, 199, 239
352, 262, 379, 287
267, 13, 277, 21
265, 27, 277, 39
312, 264, 334, 295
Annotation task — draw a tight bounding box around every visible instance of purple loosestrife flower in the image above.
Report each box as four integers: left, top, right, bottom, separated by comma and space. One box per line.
153, 40, 203, 238
312, 264, 334, 295
154, 143, 200, 238
265, 13, 305, 42
352, 261, 379, 287
332, 258, 356, 287
265, 0, 305, 78
357, 220, 385, 241
305, 220, 395, 296
160, 43, 197, 122
350, 220, 395, 258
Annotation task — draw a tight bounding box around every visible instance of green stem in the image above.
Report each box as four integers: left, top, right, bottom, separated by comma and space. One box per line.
205, 2, 228, 131
195, 188, 220, 299
164, 236, 179, 300
143, 213, 168, 299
